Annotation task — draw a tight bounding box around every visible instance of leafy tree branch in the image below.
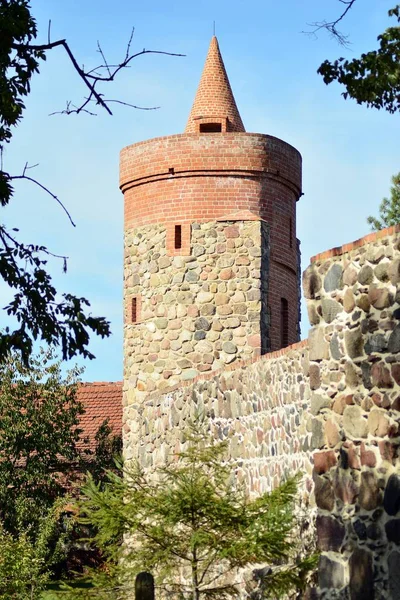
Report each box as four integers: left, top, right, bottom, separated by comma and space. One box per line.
367, 172, 400, 230
315, 3, 400, 113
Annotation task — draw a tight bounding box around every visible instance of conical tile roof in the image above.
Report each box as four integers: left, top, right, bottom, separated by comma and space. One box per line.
185, 36, 245, 133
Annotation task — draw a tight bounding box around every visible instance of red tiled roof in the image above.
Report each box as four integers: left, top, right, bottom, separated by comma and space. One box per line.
77, 381, 123, 445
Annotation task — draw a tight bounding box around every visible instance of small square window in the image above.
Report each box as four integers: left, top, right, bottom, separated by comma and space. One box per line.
200, 122, 222, 133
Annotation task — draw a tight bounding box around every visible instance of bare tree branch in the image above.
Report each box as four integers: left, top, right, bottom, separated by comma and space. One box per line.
11, 28, 185, 116
49, 100, 97, 117
49, 98, 159, 116
8, 163, 76, 227
98, 99, 160, 110
0, 225, 69, 265
303, 0, 358, 46
83, 48, 185, 82
97, 40, 112, 78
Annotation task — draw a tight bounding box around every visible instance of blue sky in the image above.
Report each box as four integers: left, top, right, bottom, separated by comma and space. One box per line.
2, 0, 399, 381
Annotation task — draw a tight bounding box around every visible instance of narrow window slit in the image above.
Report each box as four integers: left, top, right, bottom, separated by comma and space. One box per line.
281, 298, 289, 348
289, 218, 293, 248
175, 225, 182, 249
131, 297, 138, 323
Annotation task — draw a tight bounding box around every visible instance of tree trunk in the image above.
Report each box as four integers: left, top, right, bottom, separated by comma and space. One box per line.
192, 550, 200, 600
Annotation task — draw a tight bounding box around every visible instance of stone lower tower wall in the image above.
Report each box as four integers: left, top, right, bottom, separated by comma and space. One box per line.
124, 219, 268, 401
303, 225, 400, 599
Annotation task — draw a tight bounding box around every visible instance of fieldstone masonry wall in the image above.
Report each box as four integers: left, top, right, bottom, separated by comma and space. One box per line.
123, 341, 313, 497
124, 224, 400, 599
124, 218, 269, 403
304, 225, 400, 599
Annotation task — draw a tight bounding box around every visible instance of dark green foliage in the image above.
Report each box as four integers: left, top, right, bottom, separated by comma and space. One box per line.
0, 0, 44, 144
367, 172, 400, 230
0, 349, 121, 533
318, 5, 400, 113
0, 501, 72, 600
0, 349, 122, 597
67, 424, 317, 599
0, 0, 111, 363
85, 420, 123, 487
0, 349, 85, 533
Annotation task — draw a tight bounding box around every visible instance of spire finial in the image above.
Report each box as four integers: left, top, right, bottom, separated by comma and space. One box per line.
213, 21, 216, 36
184, 36, 245, 133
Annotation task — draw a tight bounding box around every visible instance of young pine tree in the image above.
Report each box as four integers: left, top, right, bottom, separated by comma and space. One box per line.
68, 423, 316, 599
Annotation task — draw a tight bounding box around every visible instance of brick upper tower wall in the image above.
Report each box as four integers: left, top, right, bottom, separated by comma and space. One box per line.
120, 132, 301, 225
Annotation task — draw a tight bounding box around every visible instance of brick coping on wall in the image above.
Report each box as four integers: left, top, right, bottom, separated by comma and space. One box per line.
311, 224, 400, 263
79, 381, 123, 387
142, 339, 309, 401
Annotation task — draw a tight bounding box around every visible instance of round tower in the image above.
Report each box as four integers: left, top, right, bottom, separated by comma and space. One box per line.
120, 37, 302, 408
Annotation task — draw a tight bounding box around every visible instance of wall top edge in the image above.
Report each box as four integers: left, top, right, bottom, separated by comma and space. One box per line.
310, 224, 400, 264
79, 381, 123, 386
120, 132, 302, 158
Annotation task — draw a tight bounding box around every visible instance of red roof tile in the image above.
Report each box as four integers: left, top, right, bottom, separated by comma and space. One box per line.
77, 381, 123, 447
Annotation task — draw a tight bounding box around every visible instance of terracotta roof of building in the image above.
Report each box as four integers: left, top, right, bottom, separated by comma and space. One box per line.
185, 36, 245, 133
77, 381, 123, 445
